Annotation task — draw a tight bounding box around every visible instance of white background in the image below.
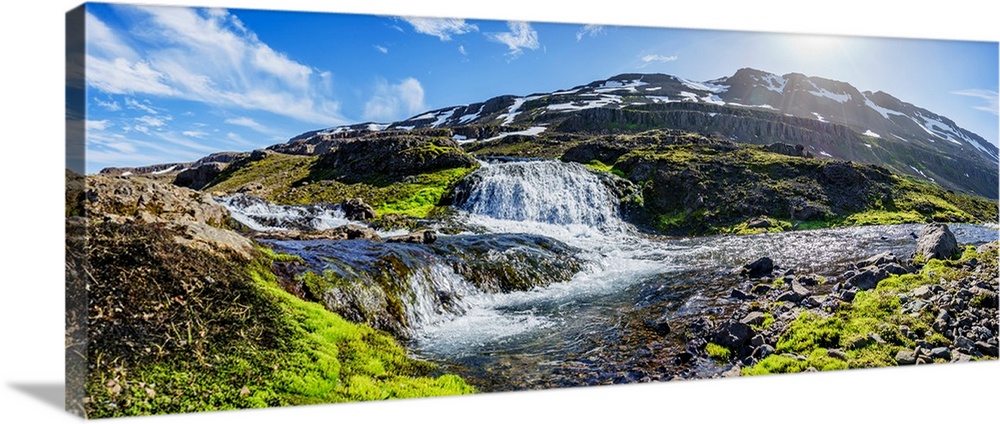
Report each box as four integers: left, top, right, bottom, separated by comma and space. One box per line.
1, 1, 997, 423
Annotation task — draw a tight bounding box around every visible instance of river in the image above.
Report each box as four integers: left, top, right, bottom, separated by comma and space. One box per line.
218, 160, 998, 390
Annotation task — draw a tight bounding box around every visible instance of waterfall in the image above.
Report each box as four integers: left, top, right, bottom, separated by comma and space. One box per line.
457, 161, 630, 237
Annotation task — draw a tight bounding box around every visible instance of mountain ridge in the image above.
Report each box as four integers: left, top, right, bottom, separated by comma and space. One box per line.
103, 68, 999, 199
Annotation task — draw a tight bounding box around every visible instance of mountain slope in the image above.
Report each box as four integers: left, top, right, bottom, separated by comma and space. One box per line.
284, 69, 997, 199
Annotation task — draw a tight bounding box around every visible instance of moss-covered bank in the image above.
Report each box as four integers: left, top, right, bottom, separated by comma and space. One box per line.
82, 221, 473, 418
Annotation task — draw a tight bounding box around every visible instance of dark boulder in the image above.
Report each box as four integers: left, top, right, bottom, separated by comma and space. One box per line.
915, 223, 959, 260
711, 321, 755, 350
341, 198, 377, 221
741, 257, 775, 279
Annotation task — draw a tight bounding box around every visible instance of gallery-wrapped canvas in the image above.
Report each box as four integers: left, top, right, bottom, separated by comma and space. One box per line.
65, 1, 999, 420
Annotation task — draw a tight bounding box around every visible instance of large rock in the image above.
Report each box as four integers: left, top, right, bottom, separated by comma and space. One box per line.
83, 174, 253, 259
915, 223, 959, 260
711, 321, 755, 350
741, 257, 775, 279
341, 198, 377, 221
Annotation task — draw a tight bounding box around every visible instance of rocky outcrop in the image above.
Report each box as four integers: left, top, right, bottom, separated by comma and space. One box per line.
83, 174, 253, 258
174, 162, 227, 190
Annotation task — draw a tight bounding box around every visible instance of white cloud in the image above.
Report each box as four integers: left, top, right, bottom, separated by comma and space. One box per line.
85, 120, 110, 131
84, 7, 345, 126
225, 116, 268, 133
182, 130, 208, 138
576, 24, 604, 41
952, 89, 999, 116
136, 115, 170, 128
487, 22, 540, 58
402, 17, 478, 41
458, 45, 467, 56
363, 78, 426, 122
374, 45, 389, 54
638, 54, 679, 68
641, 54, 679, 63
94, 97, 121, 111
125, 98, 158, 114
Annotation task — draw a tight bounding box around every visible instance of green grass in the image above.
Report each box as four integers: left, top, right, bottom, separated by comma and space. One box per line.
583, 159, 626, 178
742, 349, 847, 375
207, 152, 477, 219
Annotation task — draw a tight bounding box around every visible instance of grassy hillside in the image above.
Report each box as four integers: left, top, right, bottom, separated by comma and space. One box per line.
206, 134, 478, 219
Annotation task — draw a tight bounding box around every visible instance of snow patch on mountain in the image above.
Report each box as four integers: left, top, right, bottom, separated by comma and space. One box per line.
809, 87, 851, 103
482, 126, 547, 142
863, 130, 881, 138
679, 78, 729, 93
864, 96, 905, 119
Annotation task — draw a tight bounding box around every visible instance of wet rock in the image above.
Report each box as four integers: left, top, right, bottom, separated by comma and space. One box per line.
712, 321, 755, 351
741, 257, 775, 279
751, 284, 772, 296
750, 334, 766, 348
730, 289, 755, 300
341, 198, 377, 221
894, 349, 917, 365
827, 349, 848, 360
386, 229, 438, 244
915, 223, 959, 260
645, 314, 673, 336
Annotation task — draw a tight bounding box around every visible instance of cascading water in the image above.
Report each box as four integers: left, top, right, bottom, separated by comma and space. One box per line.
216, 194, 352, 232
456, 161, 632, 241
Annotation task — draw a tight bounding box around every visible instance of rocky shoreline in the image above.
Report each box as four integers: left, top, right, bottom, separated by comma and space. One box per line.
681, 223, 998, 376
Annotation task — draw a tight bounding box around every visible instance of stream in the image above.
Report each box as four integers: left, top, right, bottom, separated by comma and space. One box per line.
218, 160, 998, 390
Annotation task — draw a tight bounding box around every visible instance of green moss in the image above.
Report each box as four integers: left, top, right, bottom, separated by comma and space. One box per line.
376, 166, 476, 217
754, 249, 989, 375
743, 349, 848, 376
583, 159, 626, 178
85, 241, 473, 418
752, 313, 776, 331
705, 342, 732, 362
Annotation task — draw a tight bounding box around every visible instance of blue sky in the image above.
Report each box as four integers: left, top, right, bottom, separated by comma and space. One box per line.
81, 3, 999, 173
